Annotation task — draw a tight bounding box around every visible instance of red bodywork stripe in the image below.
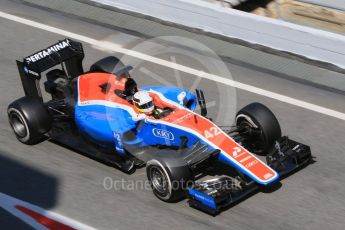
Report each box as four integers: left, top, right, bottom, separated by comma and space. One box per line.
159, 108, 277, 182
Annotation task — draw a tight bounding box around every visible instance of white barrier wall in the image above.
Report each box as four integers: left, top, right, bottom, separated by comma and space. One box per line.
91, 0, 345, 69
299, 0, 345, 11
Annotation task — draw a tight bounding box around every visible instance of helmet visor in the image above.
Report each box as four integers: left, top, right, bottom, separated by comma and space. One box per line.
136, 101, 153, 110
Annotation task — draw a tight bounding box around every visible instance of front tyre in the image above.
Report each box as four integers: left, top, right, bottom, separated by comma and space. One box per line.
8, 97, 51, 145
146, 158, 192, 202
236, 102, 281, 154
147, 160, 172, 201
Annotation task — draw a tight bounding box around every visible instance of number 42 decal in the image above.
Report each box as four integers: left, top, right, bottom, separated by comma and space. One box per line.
204, 127, 221, 139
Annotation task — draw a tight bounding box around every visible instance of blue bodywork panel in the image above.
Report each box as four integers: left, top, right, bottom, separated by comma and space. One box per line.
188, 188, 216, 210
75, 85, 197, 151
141, 86, 197, 111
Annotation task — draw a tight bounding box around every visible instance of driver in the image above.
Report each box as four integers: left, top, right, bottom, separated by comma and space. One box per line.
133, 91, 154, 114
133, 91, 173, 119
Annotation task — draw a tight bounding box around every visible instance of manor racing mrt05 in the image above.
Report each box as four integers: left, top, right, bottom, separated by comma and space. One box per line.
8, 39, 313, 215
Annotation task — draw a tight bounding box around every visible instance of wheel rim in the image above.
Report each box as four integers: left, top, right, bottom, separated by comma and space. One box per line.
238, 119, 265, 153
150, 166, 169, 195
9, 112, 27, 138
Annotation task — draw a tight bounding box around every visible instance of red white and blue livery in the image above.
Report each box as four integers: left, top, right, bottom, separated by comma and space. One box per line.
8, 39, 313, 215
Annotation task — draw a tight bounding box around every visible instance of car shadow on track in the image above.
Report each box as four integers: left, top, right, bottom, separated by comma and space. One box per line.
0, 151, 59, 228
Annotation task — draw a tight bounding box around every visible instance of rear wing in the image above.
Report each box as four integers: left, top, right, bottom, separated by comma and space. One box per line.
17, 38, 84, 99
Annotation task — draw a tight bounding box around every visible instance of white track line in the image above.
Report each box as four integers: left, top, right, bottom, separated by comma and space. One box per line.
1, 11, 345, 121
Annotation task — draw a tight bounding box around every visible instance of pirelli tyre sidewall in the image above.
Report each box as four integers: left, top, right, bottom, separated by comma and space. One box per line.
146, 156, 193, 202
7, 97, 51, 145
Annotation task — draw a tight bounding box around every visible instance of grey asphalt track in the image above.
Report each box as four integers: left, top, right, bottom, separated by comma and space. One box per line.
1, 1, 345, 229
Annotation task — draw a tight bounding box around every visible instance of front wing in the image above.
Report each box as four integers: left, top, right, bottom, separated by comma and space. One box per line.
187, 137, 313, 215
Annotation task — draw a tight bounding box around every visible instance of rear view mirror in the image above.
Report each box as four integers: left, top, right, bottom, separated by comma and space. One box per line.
133, 113, 146, 122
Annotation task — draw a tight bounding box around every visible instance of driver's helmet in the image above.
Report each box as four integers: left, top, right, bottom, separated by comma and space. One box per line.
133, 91, 154, 114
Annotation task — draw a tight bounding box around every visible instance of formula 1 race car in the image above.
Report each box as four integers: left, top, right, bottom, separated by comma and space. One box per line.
8, 39, 313, 215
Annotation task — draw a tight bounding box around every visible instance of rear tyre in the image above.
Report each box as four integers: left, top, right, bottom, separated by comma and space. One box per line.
8, 97, 51, 145
89, 56, 124, 74
236, 102, 281, 154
